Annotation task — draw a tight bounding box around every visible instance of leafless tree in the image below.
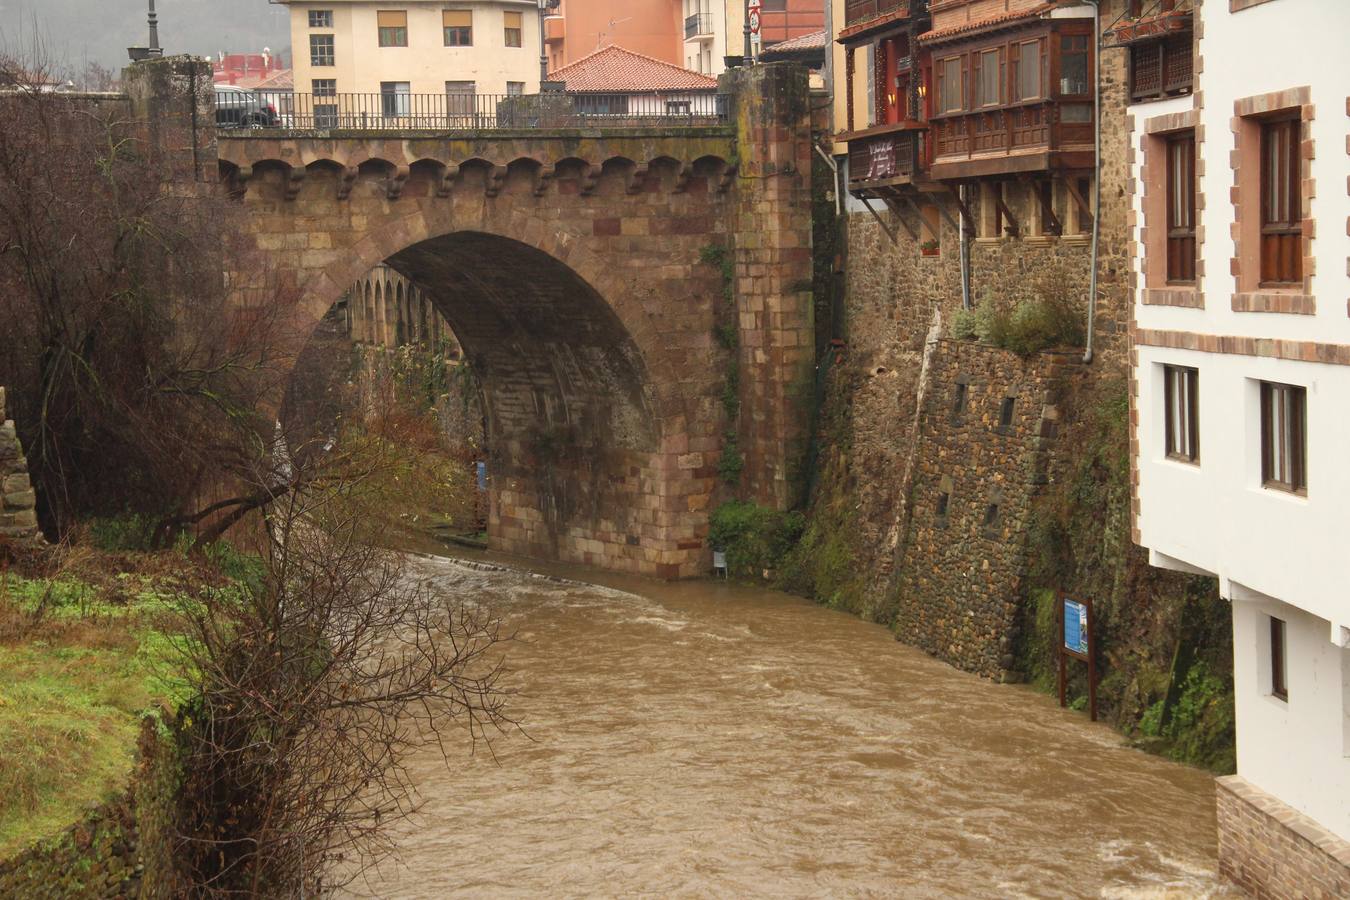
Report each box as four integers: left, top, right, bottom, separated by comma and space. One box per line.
170, 429, 515, 896
0, 54, 307, 542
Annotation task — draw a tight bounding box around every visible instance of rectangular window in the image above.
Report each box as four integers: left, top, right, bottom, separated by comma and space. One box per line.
309, 10, 333, 28
312, 78, 336, 97
310, 34, 335, 67
1270, 616, 1288, 701
1260, 118, 1301, 285
1059, 34, 1090, 96
506, 81, 525, 97
444, 10, 472, 46
504, 11, 523, 48
1260, 381, 1306, 493
377, 10, 408, 47
1163, 365, 1198, 462
1017, 40, 1041, 101
939, 56, 963, 114
1166, 132, 1196, 283
974, 49, 1001, 107
380, 81, 411, 118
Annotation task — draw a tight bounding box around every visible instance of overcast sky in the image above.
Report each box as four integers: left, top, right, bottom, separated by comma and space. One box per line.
0, 0, 291, 72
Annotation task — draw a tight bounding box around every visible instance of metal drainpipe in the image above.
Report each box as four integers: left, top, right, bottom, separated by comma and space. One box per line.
959, 183, 971, 310
1082, 0, 1101, 364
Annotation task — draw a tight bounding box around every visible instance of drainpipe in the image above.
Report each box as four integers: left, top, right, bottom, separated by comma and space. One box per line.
814, 141, 842, 218
1082, 0, 1101, 364
959, 184, 971, 310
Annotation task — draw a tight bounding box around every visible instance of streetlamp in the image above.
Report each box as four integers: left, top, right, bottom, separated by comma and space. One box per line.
127, 0, 164, 62
743, 0, 753, 68
538, 0, 560, 88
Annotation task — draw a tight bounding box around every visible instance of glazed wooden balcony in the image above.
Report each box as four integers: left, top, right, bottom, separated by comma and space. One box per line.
928, 99, 1095, 180
844, 0, 910, 28
844, 123, 928, 190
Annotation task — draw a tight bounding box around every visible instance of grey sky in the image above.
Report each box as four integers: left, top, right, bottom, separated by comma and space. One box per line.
0, 0, 291, 73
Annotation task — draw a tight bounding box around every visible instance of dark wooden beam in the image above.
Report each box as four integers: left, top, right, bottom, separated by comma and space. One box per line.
859, 195, 898, 245
995, 192, 1020, 239
1021, 175, 1062, 236
1065, 176, 1095, 228
879, 194, 920, 240
944, 183, 977, 236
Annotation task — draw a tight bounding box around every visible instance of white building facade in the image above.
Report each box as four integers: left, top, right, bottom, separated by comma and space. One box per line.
1125, 0, 1350, 893
284, 0, 543, 104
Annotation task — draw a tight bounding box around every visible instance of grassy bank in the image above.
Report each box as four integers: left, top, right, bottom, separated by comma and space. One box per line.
0, 546, 208, 856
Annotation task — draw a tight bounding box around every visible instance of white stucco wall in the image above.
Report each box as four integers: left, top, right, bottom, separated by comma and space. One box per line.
289, 0, 542, 99
1130, 0, 1350, 843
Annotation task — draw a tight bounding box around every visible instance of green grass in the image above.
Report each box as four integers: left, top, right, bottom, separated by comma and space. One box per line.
0, 571, 186, 857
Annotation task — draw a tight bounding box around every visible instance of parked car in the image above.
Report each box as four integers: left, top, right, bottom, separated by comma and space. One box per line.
214, 85, 277, 129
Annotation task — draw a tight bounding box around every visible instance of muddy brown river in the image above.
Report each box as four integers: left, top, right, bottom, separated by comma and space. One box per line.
345, 551, 1235, 898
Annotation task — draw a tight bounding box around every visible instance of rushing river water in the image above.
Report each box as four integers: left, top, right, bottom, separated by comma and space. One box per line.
345, 551, 1236, 899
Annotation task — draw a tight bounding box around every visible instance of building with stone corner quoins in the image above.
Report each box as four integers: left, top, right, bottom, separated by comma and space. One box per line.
280, 0, 545, 114
1121, 0, 1350, 894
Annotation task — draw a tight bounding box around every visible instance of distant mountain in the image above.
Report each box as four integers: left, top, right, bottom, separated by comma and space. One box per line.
0, 0, 290, 74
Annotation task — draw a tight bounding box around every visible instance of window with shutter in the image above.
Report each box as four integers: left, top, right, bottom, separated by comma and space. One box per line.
377, 10, 408, 47
444, 10, 472, 46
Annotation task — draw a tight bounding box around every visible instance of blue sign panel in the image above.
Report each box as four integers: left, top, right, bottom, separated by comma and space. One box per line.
1063, 598, 1089, 656
476, 461, 488, 492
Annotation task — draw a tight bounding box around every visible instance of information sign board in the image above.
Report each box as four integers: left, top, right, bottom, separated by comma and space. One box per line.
1063, 598, 1088, 657
749, 9, 761, 35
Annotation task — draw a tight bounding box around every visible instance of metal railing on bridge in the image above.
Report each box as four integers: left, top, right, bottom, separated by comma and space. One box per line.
214, 90, 729, 132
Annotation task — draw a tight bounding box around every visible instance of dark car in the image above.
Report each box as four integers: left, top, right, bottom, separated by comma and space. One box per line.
214, 85, 278, 129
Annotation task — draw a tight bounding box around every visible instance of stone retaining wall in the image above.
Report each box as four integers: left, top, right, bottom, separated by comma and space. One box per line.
894, 341, 1081, 679
0, 387, 39, 541
1216, 774, 1350, 898
0, 717, 182, 898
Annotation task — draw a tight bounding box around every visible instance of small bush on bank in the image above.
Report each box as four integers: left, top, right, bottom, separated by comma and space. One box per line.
709, 501, 805, 579
949, 265, 1086, 356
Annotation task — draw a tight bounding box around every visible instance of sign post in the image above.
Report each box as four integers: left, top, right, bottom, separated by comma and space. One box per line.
1057, 591, 1097, 721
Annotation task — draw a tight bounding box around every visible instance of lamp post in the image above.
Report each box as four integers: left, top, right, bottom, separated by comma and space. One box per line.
128, 0, 164, 62
538, 0, 559, 88
743, 0, 753, 67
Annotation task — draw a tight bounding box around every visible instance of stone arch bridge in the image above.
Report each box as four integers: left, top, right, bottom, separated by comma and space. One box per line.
187, 65, 817, 579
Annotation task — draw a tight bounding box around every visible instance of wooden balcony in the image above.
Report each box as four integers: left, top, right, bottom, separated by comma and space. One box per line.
843, 0, 910, 29
927, 100, 1095, 180
843, 122, 928, 190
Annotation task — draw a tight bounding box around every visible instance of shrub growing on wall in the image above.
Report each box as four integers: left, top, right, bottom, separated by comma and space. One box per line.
708, 501, 805, 579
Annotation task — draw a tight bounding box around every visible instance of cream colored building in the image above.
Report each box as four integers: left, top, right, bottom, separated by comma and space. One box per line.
284, 0, 544, 105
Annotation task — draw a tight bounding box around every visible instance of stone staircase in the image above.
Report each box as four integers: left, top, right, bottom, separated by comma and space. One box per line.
0, 387, 39, 540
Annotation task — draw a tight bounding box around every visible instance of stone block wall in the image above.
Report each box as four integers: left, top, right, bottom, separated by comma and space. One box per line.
0, 387, 39, 541
894, 341, 1080, 679
1216, 775, 1350, 898
0, 717, 182, 898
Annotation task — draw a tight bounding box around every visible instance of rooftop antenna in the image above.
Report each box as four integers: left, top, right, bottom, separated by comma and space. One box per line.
128, 0, 164, 62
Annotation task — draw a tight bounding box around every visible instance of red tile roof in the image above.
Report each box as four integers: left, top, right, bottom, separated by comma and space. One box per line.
763, 29, 827, 55
919, 2, 1057, 45
551, 45, 718, 94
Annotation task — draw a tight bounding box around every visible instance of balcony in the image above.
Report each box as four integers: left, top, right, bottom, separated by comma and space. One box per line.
928, 100, 1095, 180
684, 14, 713, 41
843, 123, 928, 191
843, 0, 910, 29
544, 16, 565, 44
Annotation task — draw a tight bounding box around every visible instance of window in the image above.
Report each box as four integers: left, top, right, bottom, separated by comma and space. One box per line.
1163, 365, 1198, 462
1260, 118, 1301, 285
380, 81, 410, 118
309, 10, 333, 28
999, 397, 1015, 429
974, 49, 1002, 107
1016, 40, 1041, 101
504, 11, 523, 48
665, 100, 692, 115
983, 503, 1000, 527
1129, 34, 1193, 102
1166, 132, 1196, 283
312, 78, 336, 97
310, 34, 335, 67
936, 492, 949, 517
939, 56, 963, 113
444, 10, 472, 46
1059, 34, 1090, 96
953, 382, 968, 416
377, 10, 408, 47
506, 81, 525, 97
1260, 381, 1306, 493
1270, 616, 1288, 701
446, 80, 476, 118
